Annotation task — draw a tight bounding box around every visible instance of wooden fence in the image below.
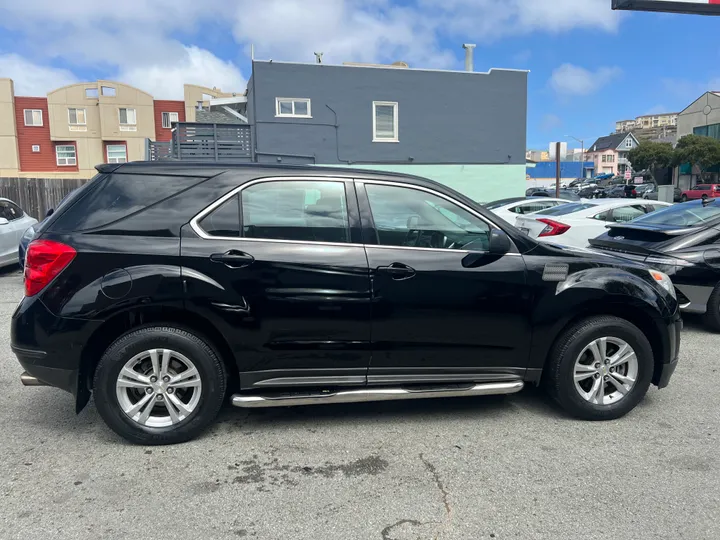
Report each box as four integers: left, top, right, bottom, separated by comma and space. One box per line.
0, 177, 90, 220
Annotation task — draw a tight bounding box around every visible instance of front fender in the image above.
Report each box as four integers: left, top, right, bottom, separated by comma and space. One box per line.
528, 267, 675, 371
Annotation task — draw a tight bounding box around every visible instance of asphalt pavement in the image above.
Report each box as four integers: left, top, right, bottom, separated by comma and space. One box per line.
0, 267, 718, 540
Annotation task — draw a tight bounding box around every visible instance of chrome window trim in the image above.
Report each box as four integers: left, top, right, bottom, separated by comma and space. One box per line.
190, 175, 519, 255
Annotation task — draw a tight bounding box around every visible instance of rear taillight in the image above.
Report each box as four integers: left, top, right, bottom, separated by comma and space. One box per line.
24, 240, 76, 297
538, 218, 571, 237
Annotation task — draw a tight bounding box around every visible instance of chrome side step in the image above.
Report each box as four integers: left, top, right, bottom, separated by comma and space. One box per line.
20, 372, 48, 386
231, 381, 524, 409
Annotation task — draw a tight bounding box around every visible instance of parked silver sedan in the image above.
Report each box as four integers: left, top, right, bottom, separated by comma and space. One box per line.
0, 198, 37, 269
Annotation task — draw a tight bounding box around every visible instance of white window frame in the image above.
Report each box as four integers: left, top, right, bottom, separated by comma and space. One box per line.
106, 144, 127, 164
31, 145, 40, 153
275, 98, 312, 118
625, 138, 633, 148
162, 111, 179, 129
55, 145, 77, 166
24, 109, 43, 127
68, 107, 86, 126
372, 101, 399, 143
118, 108, 137, 125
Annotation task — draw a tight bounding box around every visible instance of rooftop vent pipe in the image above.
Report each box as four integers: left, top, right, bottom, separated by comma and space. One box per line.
462, 43, 476, 72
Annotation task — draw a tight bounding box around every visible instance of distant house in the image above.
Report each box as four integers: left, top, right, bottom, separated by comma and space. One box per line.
587, 132, 639, 176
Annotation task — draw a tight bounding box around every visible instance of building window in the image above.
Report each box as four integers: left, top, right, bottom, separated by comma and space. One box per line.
625, 138, 633, 148
608, 154, 615, 163
162, 112, 179, 129
23, 109, 43, 126
68, 108, 86, 125
372, 101, 398, 142
56, 145, 77, 166
602, 155, 607, 163
106, 144, 127, 164
101, 86, 116, 97
275, 98, 312, 118
31, 145, 40, 152
85, 88, 99, 99
119, 108, 136, 125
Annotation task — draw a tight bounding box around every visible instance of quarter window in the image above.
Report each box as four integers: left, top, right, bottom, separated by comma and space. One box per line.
610, 206, 646, 223
24, 109, 43, 126
373, 101, 398, 142
55, 145, 77, 166
275, 98, 312, 118
241, 181, 349, 243
365, 184, 491, 251
162, 112, 179, 129
68, 108, 86, 125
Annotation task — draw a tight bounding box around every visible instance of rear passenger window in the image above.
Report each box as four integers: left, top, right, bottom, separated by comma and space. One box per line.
199, 195, 240, 237
241, 181, 349, 243
611, 206, 646, 223
514, 201, 554, 214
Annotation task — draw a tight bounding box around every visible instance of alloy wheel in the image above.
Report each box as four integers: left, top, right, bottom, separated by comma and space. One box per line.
573, 337, 638, 406
115, 348, 203, 428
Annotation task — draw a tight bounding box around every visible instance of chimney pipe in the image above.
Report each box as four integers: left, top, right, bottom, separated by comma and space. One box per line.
462, 43, 476, 72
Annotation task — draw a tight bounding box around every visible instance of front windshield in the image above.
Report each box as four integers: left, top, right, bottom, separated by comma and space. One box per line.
540, 203, 597, 217
632, 201, 720, 227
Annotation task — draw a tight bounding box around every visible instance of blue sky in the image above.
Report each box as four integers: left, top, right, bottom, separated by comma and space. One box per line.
0, 0, 718, 151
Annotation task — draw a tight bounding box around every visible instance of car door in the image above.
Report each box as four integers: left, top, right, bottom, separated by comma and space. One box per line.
180, 176, 372, 389
356, 179, 532, 385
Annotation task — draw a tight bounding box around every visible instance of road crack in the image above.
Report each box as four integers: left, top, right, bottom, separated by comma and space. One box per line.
419, 453, 451, 519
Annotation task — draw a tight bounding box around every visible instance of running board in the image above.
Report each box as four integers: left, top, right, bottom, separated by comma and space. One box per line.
231, 381, 524, 409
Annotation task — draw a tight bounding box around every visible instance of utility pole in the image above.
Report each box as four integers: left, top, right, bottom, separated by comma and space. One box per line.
556, 142, 561, 198
566, 135, 585, 178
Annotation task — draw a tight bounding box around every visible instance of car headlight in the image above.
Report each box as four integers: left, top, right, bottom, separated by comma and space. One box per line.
648, 269, 676, 300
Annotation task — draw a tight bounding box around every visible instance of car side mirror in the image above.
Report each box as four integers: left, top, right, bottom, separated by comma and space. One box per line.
461, 230, 511, 268
0, 218, 8, 226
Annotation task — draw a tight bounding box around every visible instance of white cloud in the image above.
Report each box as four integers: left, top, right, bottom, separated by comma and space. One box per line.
550, 64, 622, 96
0, 54, 78, 96
118, 47, 246, 99
0, 0, 622, 95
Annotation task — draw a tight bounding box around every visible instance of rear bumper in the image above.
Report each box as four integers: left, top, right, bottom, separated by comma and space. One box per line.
11, 296, 97, 400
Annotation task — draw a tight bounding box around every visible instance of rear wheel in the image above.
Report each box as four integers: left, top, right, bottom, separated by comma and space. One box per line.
545, 316, 654, 420
702, 194, 708, 202
94, 325, 227, 445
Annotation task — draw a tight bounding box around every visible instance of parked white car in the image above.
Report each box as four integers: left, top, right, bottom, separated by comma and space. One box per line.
514, 199, 672, 248
484, 197, 573, 223
0, 198, 37, 268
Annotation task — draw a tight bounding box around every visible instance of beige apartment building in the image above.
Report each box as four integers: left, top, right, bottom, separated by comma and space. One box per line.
0, 78, 239, 179
616, 112, 678, 133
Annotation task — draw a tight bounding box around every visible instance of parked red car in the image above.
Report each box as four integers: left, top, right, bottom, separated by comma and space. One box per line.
681, 184, 720, 202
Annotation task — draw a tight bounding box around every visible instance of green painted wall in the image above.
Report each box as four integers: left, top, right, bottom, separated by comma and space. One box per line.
324, 164, 526, 203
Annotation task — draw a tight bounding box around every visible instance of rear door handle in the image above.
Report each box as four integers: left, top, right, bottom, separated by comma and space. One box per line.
378, 262, 416, 280
210, 250, 255, 269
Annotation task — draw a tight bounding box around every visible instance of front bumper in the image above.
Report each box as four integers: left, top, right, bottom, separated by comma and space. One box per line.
653, 317, 682, 389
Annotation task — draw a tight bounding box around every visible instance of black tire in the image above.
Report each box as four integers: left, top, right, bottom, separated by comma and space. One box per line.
703, 283, 720, 332
94, 325, 227, 445
681, 194, 688, 202
545, 316, 654, 421
702, 194, 708, 202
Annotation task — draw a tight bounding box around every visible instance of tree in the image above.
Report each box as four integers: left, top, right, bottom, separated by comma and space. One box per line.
627, 141, 674, 174
672, 135, 720, 182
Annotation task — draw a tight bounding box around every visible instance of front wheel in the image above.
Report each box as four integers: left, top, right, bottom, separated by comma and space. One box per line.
94, 325, 227, 445
681, 194, 688, 202
545, 316, 654, 421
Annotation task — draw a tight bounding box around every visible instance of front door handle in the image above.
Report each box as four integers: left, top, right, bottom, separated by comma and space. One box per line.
210, 250, 255, 269
378, 262, 416, 280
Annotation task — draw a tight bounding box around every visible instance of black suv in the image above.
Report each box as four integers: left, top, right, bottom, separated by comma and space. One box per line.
12, 163, 681, 445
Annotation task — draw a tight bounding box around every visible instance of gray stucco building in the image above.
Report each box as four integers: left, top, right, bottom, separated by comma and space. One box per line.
246, 60, 528, 201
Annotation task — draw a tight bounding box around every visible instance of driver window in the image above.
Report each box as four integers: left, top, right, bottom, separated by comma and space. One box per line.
365, 184, 491, 250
